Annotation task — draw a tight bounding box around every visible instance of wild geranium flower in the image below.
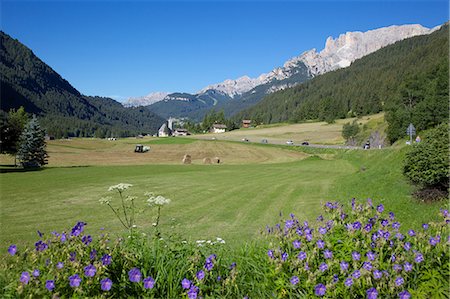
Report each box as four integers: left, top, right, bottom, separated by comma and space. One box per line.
333, 274, 339, 283
305, 234, 313, 241
399, 290, 411, 299
314, 283, 326, 297
408, 229, 416, 237
381, 219, 389, 227
129, 268, 142, 282
393, 264, 402, 272
415, 253, 424, 263
268, 250, 274, 259
364, 223, 373, 232
196, 270, 205, 280
373, 269, 382, 279
69, 274, 82, 287
108, 183, 133, 192
204, 260, 214, 271
56, 262, 64, 269
304, 262, 310, 271
316, 239, 325, 249
352, 251, 361, 261
422, 223, 429, 230
319, 262, 328, 272
319, 226, 327, 234
188, 285, 199, 299
353, 221, 361, 230
60, 233, 67, 242
352, 270, 361, 279
367, 287, 378, 299
8, 244, 17, 256
229, 262, 236, 270
340, 261, 349, 271
293, 240, 301, 249
344, 277, 353, 287
101, 254, 112, 266
391, 254, 396, 262
429, 237, 438, 246
395, 276, 404, 286
403, 242, 411, 251
20, 272, 30, 284
366, 251, 376, 260
32, 269, 40, 277
182, 278, 191, 289
389, 212, 395, 220
298, 251, 307, 261
90, 249, 97, 260
101, 278, 112, 291
35, 240, 48, 251
363, 262, 372, 271
324, 249, 333, 259
281, 252, 288, 261
290, 276, 299, 285
404, 262, 413, 272
285, 220, 294, 229
377, 204, 384, 213
82, 235, 92, 245
45, 280, 55, 291
143, 277, 155, 289
71, 222, 86, 237
70, 252, 77, 262
84, 264, 96, 277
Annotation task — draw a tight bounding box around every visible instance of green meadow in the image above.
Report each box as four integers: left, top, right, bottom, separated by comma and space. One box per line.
1, 140, 446, 249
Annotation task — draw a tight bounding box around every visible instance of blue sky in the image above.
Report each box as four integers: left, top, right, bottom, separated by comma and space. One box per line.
1, 1, 448, 101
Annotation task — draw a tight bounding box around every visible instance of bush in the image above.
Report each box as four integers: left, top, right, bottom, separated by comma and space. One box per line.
403, 123, 449, 198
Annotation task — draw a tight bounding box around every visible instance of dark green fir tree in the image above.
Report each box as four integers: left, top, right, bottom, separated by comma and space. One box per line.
17, 115, 48, 168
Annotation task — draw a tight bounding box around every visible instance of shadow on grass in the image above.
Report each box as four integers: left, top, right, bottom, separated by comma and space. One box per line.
0, 166, 45, 173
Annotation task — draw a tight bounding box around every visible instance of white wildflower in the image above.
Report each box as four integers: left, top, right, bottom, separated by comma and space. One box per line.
99, 197, 112, 205
108, 183, 133, 192
125, 196, 137, 202
147, 195, 171, 206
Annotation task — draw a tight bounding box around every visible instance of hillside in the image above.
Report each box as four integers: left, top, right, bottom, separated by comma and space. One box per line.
0, 31, 165, 138
235, 25, 448, 143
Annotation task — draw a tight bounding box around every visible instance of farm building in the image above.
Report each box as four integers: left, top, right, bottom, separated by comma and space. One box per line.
211, 124, 227, 133
158, 122, 172, 137
242, 120, 252, 128
173, 128, 190, 136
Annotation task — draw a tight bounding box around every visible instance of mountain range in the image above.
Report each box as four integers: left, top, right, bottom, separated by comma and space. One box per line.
125, 24, 439, 120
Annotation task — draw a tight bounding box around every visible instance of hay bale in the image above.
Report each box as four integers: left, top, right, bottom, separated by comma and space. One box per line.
212, 157, 221, 164
182, 154, 191, 164
203, 157, 211, 164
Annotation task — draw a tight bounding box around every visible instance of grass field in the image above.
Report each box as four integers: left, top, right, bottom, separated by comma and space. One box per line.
1, 135, 446, 249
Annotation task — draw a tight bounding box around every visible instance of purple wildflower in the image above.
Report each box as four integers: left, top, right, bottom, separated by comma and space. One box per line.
143, 277, 155, 289
317, 215, 324, 221
230, 262, 237, 269
290, 276, 299, 285
71, 221, 86, 237
128, 268, 142, 283
340, 261, 349, 271
204, 260, 214, 271
324, 249, 333, 259
196, 270, 205, 280
381, 219, 389, 227
268, 250, 274, 259
60, 233, 67, 242
285, 220, 294, 230
393, 264, 402, 272
399, 290, 411, 299
90, 249, 97, 260
316, 239, 325, 249
352, 270, 361, 279
333, 274, 339, 283
304, 262, 310, 271
364, 223, 373, 232
319, 263, 328, 272
363, 262, 372, 271
353, 221, 361, 230
391, 254, 396, 262
69, 252, 76, 262
20, 272, 30, 284
367, 287, 378, 299
37, 230, 43, 238
422, 223, 429, 230
281, 252, 288, 262
305, 234, 313, 242
101, 254, 112, 266
84, 264, 96, 277
384, 231, 391, 239
377, 204, 384, 213
298, 251, 307, 261
403, 242, 411, 251
415, 253, 424, 263
101, 278, 112, 291
389, 212, 395, 220
69, 274, 81, 287
82, 235, 92, 245
366, 251, 376, 261
352, 251, 360, 261
182, 278, 191, 289
340, 213, 347, 220
8, 244, 17, 256
373, 270, 382, 279
429, 237, 438, 246
35, 240, 48, 251
345, 277, 353, 287
395, 276, 404, 286
32, 269, 40, 277
404, 262, 413, 272
57, 262, 64, 269
188, 285, 199, 299
293, 240, 302, 249
315, 283, 326, 296
392, 222, 400, 230
319, 226, 327, 234
45, 280, 55, 291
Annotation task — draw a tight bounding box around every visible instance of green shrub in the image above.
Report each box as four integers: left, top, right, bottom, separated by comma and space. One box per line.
403, 123, 449, 197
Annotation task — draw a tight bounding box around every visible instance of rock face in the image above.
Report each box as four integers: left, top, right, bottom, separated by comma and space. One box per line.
126, 23, 439, 108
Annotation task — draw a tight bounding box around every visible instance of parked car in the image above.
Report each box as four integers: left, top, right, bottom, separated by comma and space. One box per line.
301, 141, 309, 146
286, 140, 294, 145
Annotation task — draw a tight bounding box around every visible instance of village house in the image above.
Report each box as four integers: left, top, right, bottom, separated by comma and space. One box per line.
211, 124, 227, 134
173, 128, 190, 136
158, 122, 171, 137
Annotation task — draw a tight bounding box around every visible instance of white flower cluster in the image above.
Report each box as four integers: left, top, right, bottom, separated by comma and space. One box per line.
108, 183, 133, 192
146, 195, 171, 206
99, 197, 112, 205
196, 237, 226, 247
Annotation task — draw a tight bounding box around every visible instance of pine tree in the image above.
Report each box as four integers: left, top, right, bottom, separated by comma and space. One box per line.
17, 115, 48, 168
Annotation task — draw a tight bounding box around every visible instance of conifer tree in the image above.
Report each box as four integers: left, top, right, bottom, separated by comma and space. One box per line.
17, 115, 48, 168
